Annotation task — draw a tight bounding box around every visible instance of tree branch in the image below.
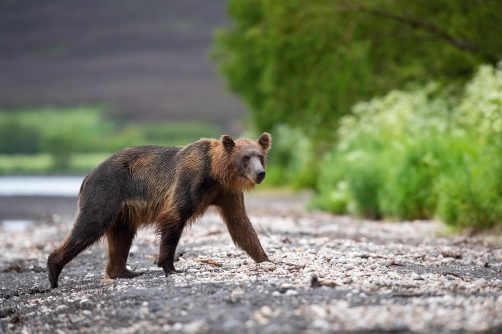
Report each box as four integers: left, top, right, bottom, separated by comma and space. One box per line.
339, 2, 478, 53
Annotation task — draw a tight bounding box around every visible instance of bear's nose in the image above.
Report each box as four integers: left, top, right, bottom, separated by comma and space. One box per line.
257, 171, 266, 179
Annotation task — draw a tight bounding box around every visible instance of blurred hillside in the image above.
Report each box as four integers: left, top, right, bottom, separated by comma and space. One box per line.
0, 0, 246, 133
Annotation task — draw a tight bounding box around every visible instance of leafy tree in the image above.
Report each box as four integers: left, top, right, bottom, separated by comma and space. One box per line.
44, 133, 77, 171
214, 0, 502, 140
0, 121, 42, 154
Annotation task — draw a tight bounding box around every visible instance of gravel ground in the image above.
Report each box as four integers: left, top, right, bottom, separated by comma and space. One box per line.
1, 192, 502, 334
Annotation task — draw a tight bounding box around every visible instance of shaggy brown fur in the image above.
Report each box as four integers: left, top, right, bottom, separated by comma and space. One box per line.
47, 133, 272, 288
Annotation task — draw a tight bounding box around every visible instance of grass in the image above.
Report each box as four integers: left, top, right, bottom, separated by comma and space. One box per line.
0, 153, 111, 175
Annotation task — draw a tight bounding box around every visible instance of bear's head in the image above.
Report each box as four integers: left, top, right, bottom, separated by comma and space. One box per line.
221, 132, 271, 185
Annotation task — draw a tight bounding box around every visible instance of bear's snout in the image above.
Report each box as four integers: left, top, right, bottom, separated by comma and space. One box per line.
248, 157, 266, 184
256, 170, 266, 183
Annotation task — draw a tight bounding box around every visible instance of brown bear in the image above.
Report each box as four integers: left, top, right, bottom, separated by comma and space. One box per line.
47, 133, 272, 288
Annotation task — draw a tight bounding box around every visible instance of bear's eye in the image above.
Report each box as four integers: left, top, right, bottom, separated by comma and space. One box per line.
243, 156, 250, 162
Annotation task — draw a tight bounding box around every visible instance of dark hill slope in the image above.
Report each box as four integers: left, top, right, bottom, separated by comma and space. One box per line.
0, 0, 246, 133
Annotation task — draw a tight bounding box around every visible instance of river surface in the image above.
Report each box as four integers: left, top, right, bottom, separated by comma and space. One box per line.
0, 176, 83, 228
0, 176, 84, 196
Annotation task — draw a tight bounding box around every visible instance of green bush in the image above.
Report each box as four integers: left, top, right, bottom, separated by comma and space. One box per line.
44, 132, 78, 171
0, 153, 110, 175
99, 121, 223, 152
0, 121, 42, 154
311, 62, 502, 229
321, 150, 384, 219
0, 106, 224, 174
142, 121, 222, 145
264, 124, 318, 189
0, 106, 113, 153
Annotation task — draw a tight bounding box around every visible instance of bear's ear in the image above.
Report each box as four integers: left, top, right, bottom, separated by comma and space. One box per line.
258, 132, 272, 152
221, 135, 235, 152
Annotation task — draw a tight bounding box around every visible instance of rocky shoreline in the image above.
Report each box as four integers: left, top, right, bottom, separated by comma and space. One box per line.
1, 192, 501, 333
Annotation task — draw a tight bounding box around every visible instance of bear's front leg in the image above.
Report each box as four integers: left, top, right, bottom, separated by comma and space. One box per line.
216, 192, 270, 263
157, 216, 186, 276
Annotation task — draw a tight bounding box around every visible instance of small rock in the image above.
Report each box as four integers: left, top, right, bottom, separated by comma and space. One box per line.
467, 278, 487, 290
310, 305, 327, 318
231, 290, 244, 296
172, 322, 183, 331
311, 319, 331, 331
234, 273, 248, 280
222, 319, 241, 330
311, 276, 322, 288
100, 278, 114, 284
411, 274, 423, 280
184, 320, 207, 334
0, 307, 14, 318
254, 310, 270, 325
261, 305, 272, 317
55, 305, 67, 312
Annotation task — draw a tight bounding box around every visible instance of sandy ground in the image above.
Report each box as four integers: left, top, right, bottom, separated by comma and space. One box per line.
1, 192, 502, 333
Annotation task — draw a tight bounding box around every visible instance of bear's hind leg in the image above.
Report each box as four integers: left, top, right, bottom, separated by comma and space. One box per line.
47, 215, 109, 288
105, 219, 142, 279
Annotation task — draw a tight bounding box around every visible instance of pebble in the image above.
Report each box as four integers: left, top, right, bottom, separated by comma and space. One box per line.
411, 274, 423, 280
222, 319, 241, 330
55, 305, 67, 312
310, 305, 327, 318
184, 320, 208, 334
310, 319, 332, 331
260, 305, 272, 317
2, 195, 501, 333
172, 323, 183, 331
234, 273, 249, 280
231, 290, 244, 296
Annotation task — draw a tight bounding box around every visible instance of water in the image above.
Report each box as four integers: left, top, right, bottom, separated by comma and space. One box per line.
1, 219, 34, 231
0, 176, 85, 196
0, 176, 83, 229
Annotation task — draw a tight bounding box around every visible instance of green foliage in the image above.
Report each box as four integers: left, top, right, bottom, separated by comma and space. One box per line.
0, 106, 222, 174
0, 106, 114, 153
0, 153, 110, 175
0, 121, 42, 154
44, 132, 78, 171
311, 148, 384, 219
435, 148, 502, 230
101, 122, 222, 152
214, 0, 502, 140
311, 63, 502, 229
263, 124, 317, 189
141, 121, 222, 146
0, 154, 53, 175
